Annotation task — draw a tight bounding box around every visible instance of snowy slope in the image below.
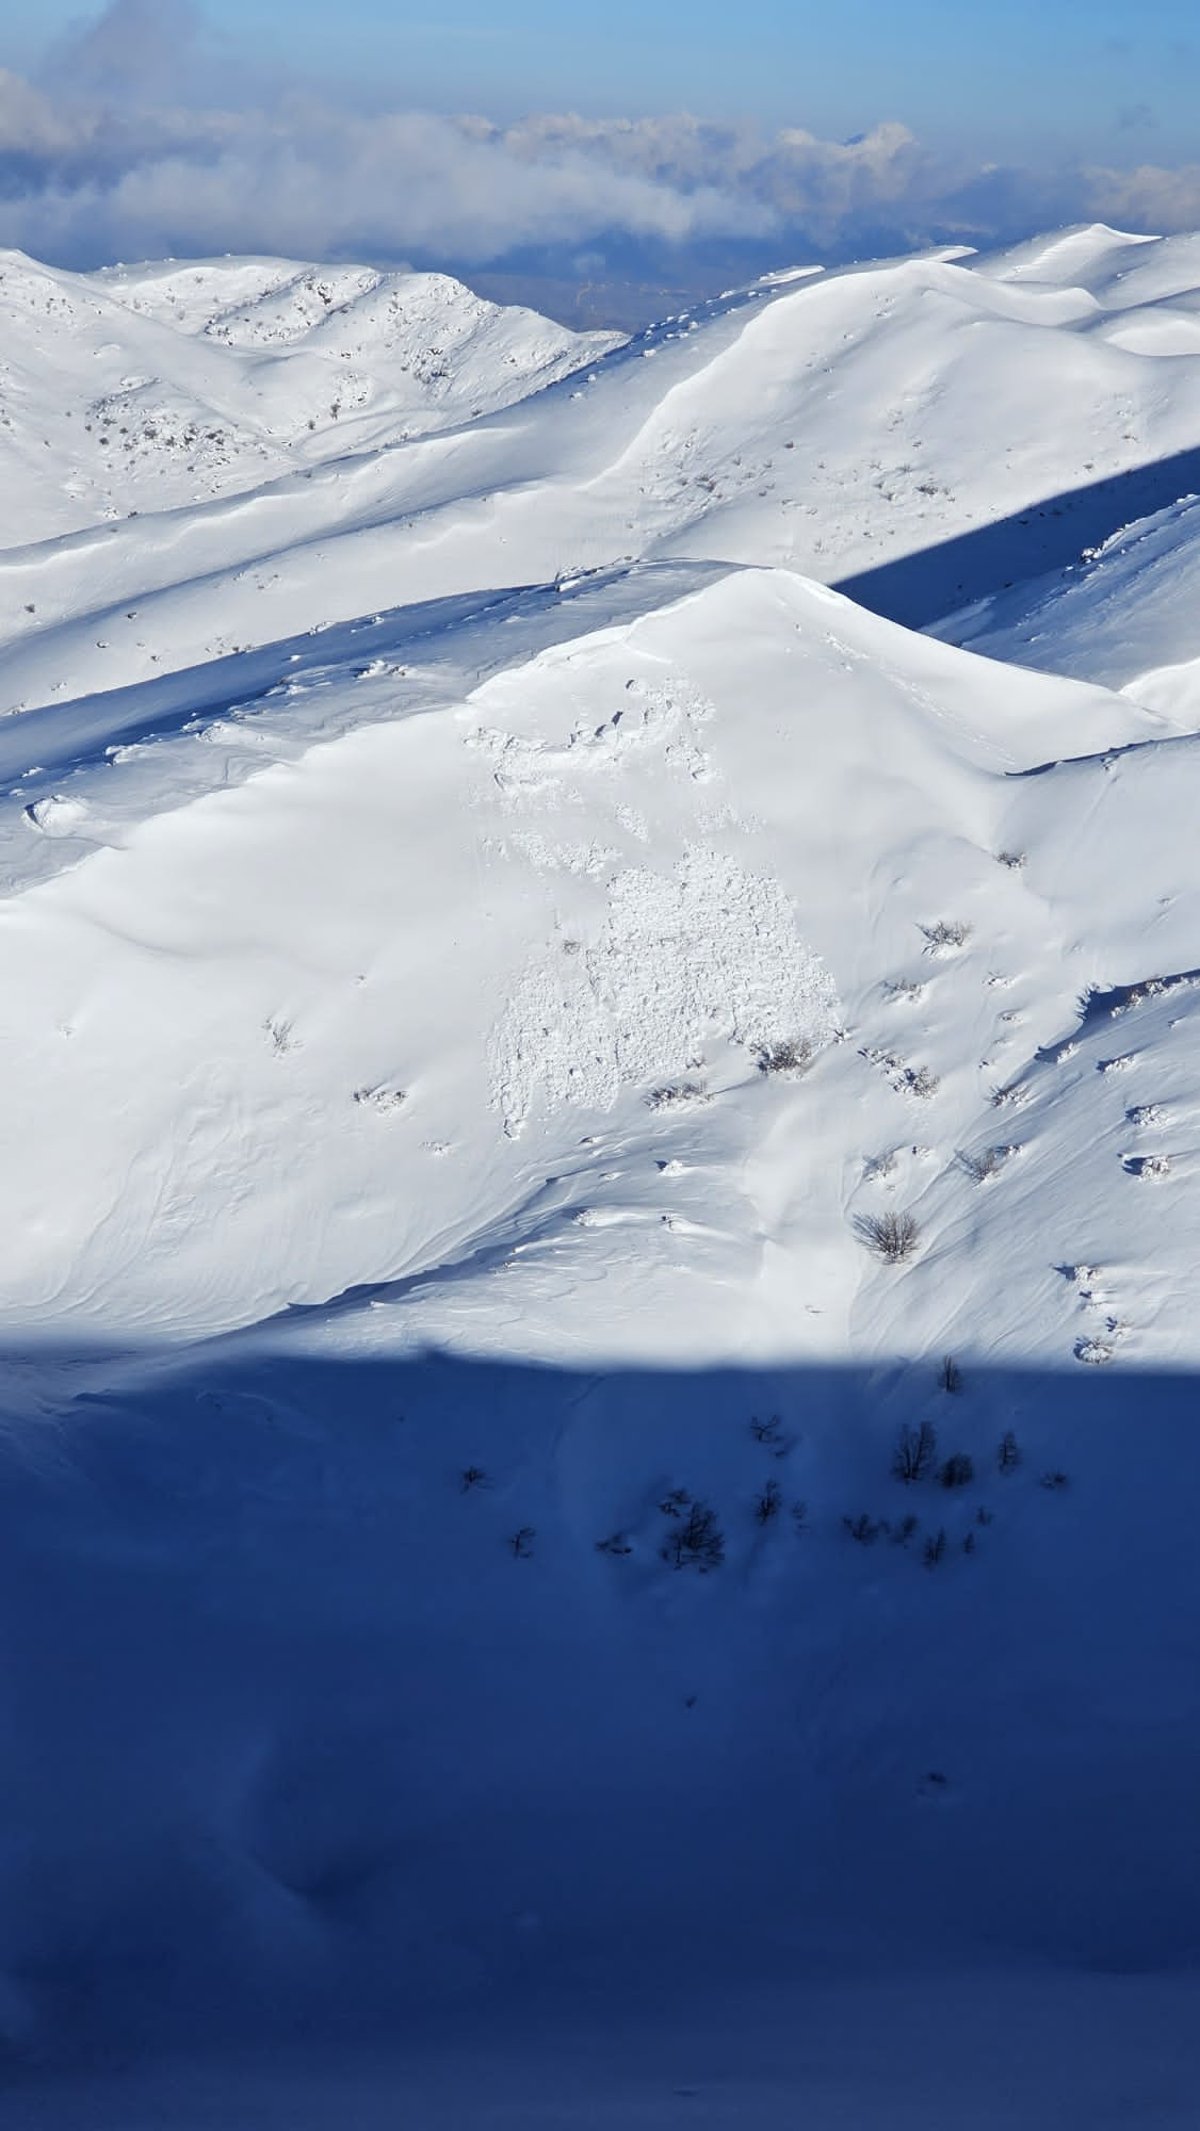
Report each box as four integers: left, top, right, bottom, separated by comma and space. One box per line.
0, 248, 620, 544
0, 558, 1175, 1350
3, 232, 1200, 2121
933, 494, 1200, 725
6, 226, 1200, 719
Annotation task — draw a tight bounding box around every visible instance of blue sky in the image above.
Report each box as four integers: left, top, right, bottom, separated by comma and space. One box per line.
7, 0, 1196, 157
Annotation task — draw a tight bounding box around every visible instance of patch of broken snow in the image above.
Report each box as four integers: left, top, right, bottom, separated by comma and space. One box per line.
489, 844, 839, 1130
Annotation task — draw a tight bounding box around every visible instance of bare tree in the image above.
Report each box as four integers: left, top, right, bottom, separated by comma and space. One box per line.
509, 1527, 536, 1559
893, 1420, 938, 1483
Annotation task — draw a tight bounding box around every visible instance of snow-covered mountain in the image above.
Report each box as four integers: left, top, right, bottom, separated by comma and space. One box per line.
4, 227, 1200, 2125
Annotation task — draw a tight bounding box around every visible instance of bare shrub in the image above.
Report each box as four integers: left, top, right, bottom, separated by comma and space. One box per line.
659, 1487, 691, 1518
990, 1082, 1029, 1110
753, 1038, 813, 1078
1075, 1336, 1115, 1365
939, 1453, 975, 1490
893, 1420, 938, 1483
754, 1480, 783, 1525
1123, 1154, 1171, 1180
595, 1532, 633, 1557
891, 1513, 919, 1547
861, 1047, 941, 1099
662, 1499, 725, 1571
939, 1355, 962, 1394
843, 1513, 883, 1545
997, 1430, 1021, 1474
996, 851, 1026, 871
354, 1084, 407, 1112
791, 1499, 809, 1535
750, 1414, 784, 1446
923, 1528, 947, 1567
647, 1082, 709, 1111
921, 920, 971, 955
1040, 1469, 1070, 1491
460, 1466, 490, 1492
509, 1527, 536, 1559
856, 1209, 921, 1262
959, 1144, 1016, 1183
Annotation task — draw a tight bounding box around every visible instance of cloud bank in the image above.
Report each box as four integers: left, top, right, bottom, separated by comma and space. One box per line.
2, 3, 1199, 283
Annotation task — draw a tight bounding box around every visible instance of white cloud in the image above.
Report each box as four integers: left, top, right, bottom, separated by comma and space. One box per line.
0, 4, 1197, 280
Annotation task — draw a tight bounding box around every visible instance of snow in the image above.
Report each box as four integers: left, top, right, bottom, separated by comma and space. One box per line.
933, 494, 1200, 725
3, 226, 1200, 2121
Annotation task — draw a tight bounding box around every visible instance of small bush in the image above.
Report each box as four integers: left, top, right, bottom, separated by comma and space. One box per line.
990, 1082, 1029, 1110
959, 1144, 1016, 1183
595, 1531, 633, 1557
938, 1355, 962, 1394
791, 1499, 809, 1535
750, 1413, 784, 1446
659, 1487, 692, 1518
921, 920, 971, 955
1040, 1470, 1070, 1491
460, 1466, 490, 1492
939, 1453, 975, 1490
754, 1480, 783, 1526
662, 1499, 725, 1572
857, 1209, 921, 1262
861, 1047, 942, 1100
647, 1082, 709, 1111
843, 1513, 883, 1545
893, 1420, 938, 1483
997, 1430, 1021, 1474
509, 1527, 536, 1559
891, 1513, 919, 1547
1074, 1336, 1115, 1366
753, 1038, 814, 1078
923, 1528, 947, 1567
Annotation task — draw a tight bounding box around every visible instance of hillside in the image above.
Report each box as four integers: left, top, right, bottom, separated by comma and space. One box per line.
3, 229, 1200, 2126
